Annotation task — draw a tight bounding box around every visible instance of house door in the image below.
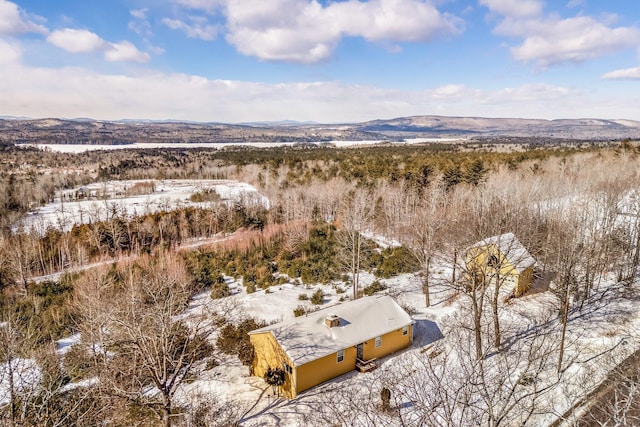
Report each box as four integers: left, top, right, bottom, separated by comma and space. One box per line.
356, 343, 363, 360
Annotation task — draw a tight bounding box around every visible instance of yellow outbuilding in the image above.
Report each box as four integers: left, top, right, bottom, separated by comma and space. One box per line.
248, 295, 414, 398
466, 232, 536, 297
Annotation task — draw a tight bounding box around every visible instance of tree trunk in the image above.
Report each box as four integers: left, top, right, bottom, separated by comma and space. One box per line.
557, 288, 570, 374
471, 285, 483, 360
452, 249, 457, 284
492, 271, 501, 349
423, 256, 431, 307
8, 359, 16, 427
162, 406, 171, 427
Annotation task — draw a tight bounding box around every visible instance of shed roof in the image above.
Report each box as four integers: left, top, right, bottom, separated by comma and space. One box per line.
249, 295, 413, 366
469, 232, 536, 273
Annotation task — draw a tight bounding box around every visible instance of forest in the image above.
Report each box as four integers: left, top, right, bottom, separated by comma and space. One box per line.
0, 139, 639, 426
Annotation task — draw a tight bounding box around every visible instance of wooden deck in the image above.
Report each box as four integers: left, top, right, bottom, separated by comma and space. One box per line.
356, 358, 377, 373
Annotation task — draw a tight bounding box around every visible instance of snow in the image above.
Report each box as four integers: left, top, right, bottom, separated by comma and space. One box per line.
56, 333, 82, 355
37, 231, 640, 425
23, 138, 466, 153
0, 358, 41, 405
172, 259, 640, 426
21, 179, 269, 232
59, 377, 99, 393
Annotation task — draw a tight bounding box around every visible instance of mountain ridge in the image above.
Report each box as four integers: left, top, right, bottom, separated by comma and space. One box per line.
2, 115, 639, 145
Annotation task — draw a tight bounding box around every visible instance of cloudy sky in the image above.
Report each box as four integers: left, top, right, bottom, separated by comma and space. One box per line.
1, 0, 640, 122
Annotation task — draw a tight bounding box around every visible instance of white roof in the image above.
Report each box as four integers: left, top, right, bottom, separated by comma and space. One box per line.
249, 295, 413, 366
469, 232, 536, 273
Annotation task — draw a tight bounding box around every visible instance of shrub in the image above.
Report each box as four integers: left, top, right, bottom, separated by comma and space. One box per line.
293, 305, 306, 317
216, 318, 267, 366
189, 189, 221, 203
311, 289, 324, 305
64, 345, 102, 381
205, 358, 220, 370
264, 367, 285, 388
363, 280, 387, 296
371, 246, 420, 278
210, 281, 230, 299
298, 293, 308, 301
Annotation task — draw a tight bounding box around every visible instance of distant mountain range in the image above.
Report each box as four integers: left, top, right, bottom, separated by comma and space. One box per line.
1, 115, 639, 145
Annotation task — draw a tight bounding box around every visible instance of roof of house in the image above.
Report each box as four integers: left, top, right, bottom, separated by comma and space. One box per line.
469, 232, 536, 273
248, 295, 413, 366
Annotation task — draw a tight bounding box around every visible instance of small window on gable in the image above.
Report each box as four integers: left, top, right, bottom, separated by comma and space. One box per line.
402, 326, 408, 336
375, 336, 382, 348
488, 254, 500, 269
337, 349, 344, 363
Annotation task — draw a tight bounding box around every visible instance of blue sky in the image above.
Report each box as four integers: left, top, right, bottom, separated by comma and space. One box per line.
1, 0, 640, 122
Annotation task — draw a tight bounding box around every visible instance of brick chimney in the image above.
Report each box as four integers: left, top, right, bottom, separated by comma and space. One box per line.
325, 315, 340, 328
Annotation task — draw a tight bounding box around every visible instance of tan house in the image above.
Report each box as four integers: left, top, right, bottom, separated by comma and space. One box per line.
466, 232, 536, 297
249, 295, 414, 398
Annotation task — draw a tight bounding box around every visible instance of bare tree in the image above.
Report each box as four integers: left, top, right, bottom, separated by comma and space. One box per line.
400, 186, 447, 307
74, 253, 216, 427
337, 188, 374, 299
386, 310, 559, 427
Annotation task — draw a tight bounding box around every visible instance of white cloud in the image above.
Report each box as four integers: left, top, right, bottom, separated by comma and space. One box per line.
47, 29, 106, 53
47, 28, 150, 63
0, 62, 629, 122
601, 67, 640, 80
128, 19, 152, 36
130, 8, 148, 19
486, 83, 572, 103
566, 0, 584, 8
129, 9, 152, 37
162, 17, 218, 40
0, 37, 20, 64
481, 1, 640, 68
105, 41, 151, 63
428, 84, 476, 100
169, 0, 463, 63
479, 0, 542, 19
175, 0, 220, 14
508, 17, 640, 68
0, 0, 47, 35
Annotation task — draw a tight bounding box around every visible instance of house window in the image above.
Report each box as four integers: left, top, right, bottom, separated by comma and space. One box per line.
283, 362, 293, 374
375, 336, 382, 348
402, 326, 408, 336
488, 254, 500, 269
337, 349, 344, 363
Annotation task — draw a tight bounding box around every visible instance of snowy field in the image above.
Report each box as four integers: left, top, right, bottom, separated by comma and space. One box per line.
21, 179, 269, 232
23, 138, 464, 153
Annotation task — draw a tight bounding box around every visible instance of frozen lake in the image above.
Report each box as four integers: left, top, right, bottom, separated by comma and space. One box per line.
21, 138, 462, 153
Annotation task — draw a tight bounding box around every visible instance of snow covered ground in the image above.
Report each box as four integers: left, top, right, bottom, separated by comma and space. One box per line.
0, 358, 41, 406
21, 179, 269, 233
7, 253, 638, 425
177, 265, 640, 427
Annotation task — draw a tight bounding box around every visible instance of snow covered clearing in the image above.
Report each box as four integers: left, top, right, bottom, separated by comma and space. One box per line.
21, 179, 269, 233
